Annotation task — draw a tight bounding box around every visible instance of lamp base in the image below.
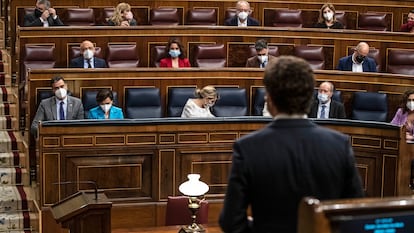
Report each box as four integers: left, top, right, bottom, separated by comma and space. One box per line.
179, 224, 206, 233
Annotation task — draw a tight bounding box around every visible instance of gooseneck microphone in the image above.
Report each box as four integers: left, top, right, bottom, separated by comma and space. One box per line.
53, 180, 98, 200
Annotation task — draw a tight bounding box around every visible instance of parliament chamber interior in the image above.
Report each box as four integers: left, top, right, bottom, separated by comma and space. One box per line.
1, 0, 414, 232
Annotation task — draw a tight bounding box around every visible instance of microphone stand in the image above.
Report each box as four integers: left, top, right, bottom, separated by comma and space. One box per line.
53, 180, 98, 200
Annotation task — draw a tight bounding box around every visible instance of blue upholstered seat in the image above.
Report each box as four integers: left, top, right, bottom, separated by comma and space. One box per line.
253, 87, 266, 116
212, 87, 248, 117
351, 92, 388, 122
125, 88, 162, 118
167, 87, 196, 117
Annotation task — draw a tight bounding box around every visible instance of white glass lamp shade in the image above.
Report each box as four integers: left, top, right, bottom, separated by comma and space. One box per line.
179, 174, 209, 197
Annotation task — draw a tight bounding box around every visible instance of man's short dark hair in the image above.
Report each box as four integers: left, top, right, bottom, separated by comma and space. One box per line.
96, 89, 114, 103
255, 39, 268, 51
263, 56, 314, 114
50, 76, 64, 85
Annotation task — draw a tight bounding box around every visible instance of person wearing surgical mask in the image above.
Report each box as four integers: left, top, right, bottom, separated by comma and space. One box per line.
337, 42, 377, 72
181, 86, 218, 118
31, 76, 84, 136
391, 89, 414, 126
88, 89, 124, 119
23, 0, 64, 27
308, 81, 346, 119
69, 40, 108, 68
400, 9, 414, 33
159, 38, 191, 68
314, 4, 344, 29
224, 1, 259, 26
107, 3, 137, 26
246, 39, 278, 68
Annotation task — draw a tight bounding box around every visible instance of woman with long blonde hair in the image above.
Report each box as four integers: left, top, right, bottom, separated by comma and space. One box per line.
314, 3, 343, 29
107, 2, 137, 26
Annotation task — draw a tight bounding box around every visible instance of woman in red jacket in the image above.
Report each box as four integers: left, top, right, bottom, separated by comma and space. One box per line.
160, 38, 191, 68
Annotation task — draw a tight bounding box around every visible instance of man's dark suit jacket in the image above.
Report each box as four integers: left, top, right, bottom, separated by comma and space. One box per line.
245, 55, 277, 68
69, 56, 108, 68
337, 55, 377, 72
23, 13, 64, 27
224, 16, 260, 26
308, 99, 346, 119
219, 119, 364, 233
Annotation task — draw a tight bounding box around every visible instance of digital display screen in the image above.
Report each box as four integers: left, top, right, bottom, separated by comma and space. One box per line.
330, 212, 414, 233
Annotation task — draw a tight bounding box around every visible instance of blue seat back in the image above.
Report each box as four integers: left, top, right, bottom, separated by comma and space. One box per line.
167, 87, 196, 117
213, 87, 248, 117
125, 88, 162, 118
351, 92, 388, 122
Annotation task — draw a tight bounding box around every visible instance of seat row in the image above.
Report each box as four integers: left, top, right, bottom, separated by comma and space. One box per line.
36, 86, 389, 122
19, 7, 400, 31
22, 43, 414, 75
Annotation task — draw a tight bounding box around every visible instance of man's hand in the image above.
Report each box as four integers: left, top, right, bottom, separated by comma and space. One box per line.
41, 10, 50, 20
48, 8, 56, 17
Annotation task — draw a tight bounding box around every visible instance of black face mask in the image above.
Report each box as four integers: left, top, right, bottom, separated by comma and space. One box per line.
34, 8, 43, 18
356, 55, 365, 63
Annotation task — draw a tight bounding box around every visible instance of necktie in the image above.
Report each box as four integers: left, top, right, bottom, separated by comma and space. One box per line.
320, 105, 326, 119
88, 59, 92, 68
260, 62, 265, 68
59, 101, 65, 120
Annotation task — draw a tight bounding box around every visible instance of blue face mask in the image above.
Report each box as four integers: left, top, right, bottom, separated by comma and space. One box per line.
169, 50, 181, 58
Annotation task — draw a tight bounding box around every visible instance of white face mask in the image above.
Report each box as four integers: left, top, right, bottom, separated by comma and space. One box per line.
238, 11, 248, 21
55, 88, 67, 100
100, 103, 112, 113
83, 49, 94, 60
258, 55, 268, 63
323, 12, 333, 21
317, 93, 329, 104
407, 101, 414, 111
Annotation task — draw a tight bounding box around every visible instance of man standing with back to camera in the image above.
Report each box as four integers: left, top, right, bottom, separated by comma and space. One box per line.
219, 56, 364, 233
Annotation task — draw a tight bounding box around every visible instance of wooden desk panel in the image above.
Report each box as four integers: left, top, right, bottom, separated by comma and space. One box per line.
37, 118, 408, 230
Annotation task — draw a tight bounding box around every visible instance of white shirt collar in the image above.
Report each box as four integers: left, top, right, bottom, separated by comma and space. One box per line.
273, 113, 307, 120
238, 18, 247, 27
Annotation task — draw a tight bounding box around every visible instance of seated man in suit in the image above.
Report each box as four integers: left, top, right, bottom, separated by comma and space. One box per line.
309, 81, 346, 119
337, 42, 377, 72
31, 76, 84, 136
224, 1, 260, 26
246, 39, 277, 68
23, 0, 64, 27
69, 40, 108, 68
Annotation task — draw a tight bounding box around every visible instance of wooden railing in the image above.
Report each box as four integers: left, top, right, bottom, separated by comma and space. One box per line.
16, 26, 414, 79
27, 68, 414, 132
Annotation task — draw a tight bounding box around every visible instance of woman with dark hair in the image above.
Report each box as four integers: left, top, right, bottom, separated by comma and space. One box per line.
313, 3, 344, 29
159, 38, 191, 68
88, 89, 124, 119
391, 89, 414, 126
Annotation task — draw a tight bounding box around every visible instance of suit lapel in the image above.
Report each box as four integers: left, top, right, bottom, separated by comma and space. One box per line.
66, 96, 73, 119
50, 97, 57, 120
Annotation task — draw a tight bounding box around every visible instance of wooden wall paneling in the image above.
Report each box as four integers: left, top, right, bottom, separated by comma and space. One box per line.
36, 117, 407, 230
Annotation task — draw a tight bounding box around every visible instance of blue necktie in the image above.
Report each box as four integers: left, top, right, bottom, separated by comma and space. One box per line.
59, 101, 65, 120
320, 105, 326, 119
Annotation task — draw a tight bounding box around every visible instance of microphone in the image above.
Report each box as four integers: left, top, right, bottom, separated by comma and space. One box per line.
53, 180, 98, 200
